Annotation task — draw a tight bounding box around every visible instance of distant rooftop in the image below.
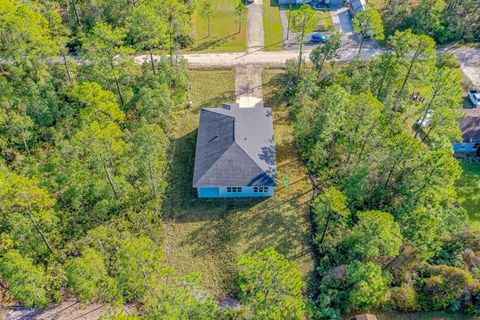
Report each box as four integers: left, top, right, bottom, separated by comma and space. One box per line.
350, 0, 367, 15
193, 103, 278, 187
459, 108, 480, 142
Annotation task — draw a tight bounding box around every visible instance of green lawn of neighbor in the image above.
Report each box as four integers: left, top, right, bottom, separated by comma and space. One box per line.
456, 162, 480, 227
366, 0, 387, 10
316, 10, 334, 32
263, 0, 284, 51
190, 0, 247, 53
163, 69, 316, 298
288, 7, 334, 33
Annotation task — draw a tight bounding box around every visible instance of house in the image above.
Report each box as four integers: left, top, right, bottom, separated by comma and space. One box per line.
454, 109, 480, 157
193, 103, 278, 198
349, 0, 367, 16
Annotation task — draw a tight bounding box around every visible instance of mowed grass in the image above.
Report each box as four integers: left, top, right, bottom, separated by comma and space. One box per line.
316, 11, 334, 32
263, 0, 284, 51
190, 0, 247, 53
164, 69, 316, 298
289, 7, 334, 33
366, 0, 387, 10
456, 162, 480, 228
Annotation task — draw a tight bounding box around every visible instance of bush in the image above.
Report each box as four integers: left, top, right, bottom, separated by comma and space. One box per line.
347, 260, 391, 311
237, 247, 306, 320
66, 247, 120, 304
418, 265, 476, 310
389, 284, 419, 311
0, 250, 49, 308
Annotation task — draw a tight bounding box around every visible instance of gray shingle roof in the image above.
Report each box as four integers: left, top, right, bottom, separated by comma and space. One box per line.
193, 104, 278, 187
459, 111, 480, 142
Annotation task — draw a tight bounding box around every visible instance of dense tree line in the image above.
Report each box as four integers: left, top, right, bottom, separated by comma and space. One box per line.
380, 0, 480, 43
286, 28, 480, 318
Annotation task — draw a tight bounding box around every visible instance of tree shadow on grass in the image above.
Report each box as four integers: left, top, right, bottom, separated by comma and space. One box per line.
176, 133, 313, 262
167, 129, 266, 223
190, 33, 240, 52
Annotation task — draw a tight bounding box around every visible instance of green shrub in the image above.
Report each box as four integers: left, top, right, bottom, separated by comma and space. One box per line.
389, 284, 419, 311
419, 265, 476, 310
0, 250, 49, 308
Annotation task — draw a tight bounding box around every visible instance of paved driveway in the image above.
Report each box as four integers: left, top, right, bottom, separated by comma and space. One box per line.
247, 0, 265, 52
330, 7, 379, 60
332, 7, 354, 33
441, 46, 480, 87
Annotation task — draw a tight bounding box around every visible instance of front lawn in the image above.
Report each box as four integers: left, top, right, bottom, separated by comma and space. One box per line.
163, 69, 316, 298
190, 0, 247, 53
316, 10, 334, 32
456, 162, 480, 227
366, 0, 387, 10
263, 0, 284, 51
288, 7, 334, 33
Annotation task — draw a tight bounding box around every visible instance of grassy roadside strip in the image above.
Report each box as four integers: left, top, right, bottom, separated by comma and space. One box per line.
263, 0, 284, 51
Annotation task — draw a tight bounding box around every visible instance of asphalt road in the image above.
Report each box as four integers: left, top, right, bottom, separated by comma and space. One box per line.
135, 45, 480, 86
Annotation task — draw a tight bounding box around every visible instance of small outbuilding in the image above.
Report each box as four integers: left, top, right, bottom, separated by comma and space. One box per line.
454, 108, 480, 157
193, 103, 278, 198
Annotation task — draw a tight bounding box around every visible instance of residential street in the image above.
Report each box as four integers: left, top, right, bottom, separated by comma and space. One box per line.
137, 3, 480, 87
137, 46, 480, 87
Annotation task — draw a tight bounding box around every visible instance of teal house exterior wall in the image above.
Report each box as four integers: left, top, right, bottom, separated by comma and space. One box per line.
197, 187, 274, 198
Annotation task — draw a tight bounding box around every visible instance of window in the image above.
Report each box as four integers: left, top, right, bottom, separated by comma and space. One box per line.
254, 187, 268, 193
227, 187, 242, 193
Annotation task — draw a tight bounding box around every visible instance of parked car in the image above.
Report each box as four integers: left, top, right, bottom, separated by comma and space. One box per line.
468, 89, 480, 107
418, 109, 434, 128
311, 33, 329, 43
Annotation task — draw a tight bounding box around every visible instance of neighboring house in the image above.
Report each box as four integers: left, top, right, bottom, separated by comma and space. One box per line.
193, 103, 278, 198
349, 0, 367, 16
454, 109, 480, 157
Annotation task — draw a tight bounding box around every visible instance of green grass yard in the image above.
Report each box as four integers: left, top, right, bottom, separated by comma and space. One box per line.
366, 0, 387, 10
190, 0, 247, 53
163, 69, 316, 298
316, 10, 334, 32
456, 162, 480, 227
263, 0, 284, 51
289, 6, 334, 33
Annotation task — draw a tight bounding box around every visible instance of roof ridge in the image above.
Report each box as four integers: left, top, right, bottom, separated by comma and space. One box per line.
193, 142, 275, 187
202, 108, 236, 120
